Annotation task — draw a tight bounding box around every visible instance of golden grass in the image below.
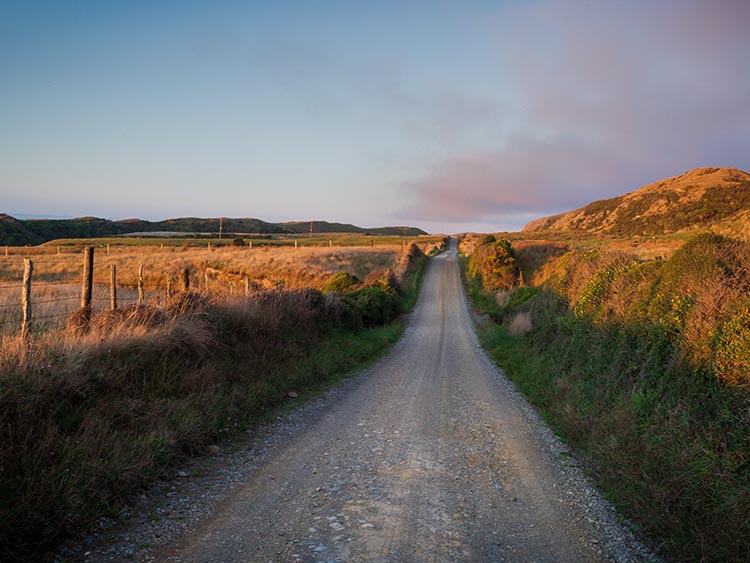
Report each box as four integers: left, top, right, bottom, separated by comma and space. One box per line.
0, 243, 438, 336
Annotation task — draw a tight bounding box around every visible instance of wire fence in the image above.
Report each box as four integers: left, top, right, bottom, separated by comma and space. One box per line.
0, 246, 260, 337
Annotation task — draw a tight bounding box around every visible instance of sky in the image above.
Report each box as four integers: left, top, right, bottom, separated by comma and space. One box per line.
1, 0, 749, 234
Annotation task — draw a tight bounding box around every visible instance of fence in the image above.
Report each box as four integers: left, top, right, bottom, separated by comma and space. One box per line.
0, 246, 259, 338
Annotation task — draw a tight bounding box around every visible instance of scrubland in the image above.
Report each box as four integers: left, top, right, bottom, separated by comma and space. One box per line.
0, 241, 436, 562
462, 232, 750, 562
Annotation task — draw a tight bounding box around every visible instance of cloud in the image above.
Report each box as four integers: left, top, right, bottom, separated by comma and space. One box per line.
405, 0, 750, 228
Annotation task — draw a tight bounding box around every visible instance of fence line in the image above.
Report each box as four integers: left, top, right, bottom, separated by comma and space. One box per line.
0, 247, 259, 337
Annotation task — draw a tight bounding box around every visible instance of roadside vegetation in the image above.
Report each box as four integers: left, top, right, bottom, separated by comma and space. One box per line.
0, 241, 437, 562
461, 232, 750, 562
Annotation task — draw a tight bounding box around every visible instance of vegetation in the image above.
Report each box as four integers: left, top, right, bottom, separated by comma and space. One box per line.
0, 244, 430, 562
466, 235, 520, 290
0, 214, 430, 246
462, 232, 750, 562
522, 167, 750, 238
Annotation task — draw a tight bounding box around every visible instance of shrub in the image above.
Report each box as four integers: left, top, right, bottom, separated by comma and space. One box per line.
714, 304, 750, 386
468, 237, 520, 290
343, 287, 400, 327
365, 268, 400, 293
322, 272, 360, 294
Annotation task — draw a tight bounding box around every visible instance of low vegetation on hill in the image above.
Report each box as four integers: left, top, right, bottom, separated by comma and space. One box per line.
0, 243, 432, 562
523, 167, 750, 237
462, 232, 750, 562
0, 214, 429, 246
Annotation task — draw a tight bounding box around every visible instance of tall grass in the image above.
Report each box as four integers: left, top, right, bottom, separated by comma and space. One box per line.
0, 242, 445, 336
461, 233, 750, 562
0, 244, 431, 562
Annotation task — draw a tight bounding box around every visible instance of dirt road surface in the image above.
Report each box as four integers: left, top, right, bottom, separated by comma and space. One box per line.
133, 239, 655, 563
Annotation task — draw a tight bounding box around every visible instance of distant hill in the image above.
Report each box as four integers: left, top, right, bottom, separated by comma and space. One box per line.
523, 167, 750, 237
279, 221, 426, 237
0, 215, 428, 246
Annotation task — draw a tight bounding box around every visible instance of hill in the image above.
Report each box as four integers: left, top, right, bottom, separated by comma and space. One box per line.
279, 221, 426, 237
523, 167, 750, 237
0, 216, 428, 245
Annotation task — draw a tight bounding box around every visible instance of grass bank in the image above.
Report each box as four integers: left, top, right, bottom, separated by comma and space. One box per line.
0, 246, 431, 562
460, 235, 750, 563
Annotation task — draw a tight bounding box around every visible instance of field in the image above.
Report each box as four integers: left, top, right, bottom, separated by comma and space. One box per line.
0, 236, 445, 335
461, 231, 750, 562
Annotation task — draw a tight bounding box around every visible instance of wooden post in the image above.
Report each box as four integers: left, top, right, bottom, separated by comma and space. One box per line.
4, 246, 8, 256
110, 264, 117, 310
182, 268, 190, 291
166, 273, 173, 299
57, 246, 60, 255
208, 242, 211, 252
21, 259, 32, 339
137, 264, 145, 304
294, 240, 298, 249
249, 240, 252, 249
81, 246, 94, 320
204, 271, 209, 293
160, 243, 164, 252
106, 243, 110, 254
329, 239, 332, 247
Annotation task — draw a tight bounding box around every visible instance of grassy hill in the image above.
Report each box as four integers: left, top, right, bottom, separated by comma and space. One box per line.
523, 167, 750, 237
0, 215, 428, 245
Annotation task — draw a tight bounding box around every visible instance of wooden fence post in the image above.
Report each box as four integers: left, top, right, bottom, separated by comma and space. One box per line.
110, 264, 118, 310
81, 246, 94, 322
245, 277, 250, 297
329, 240, 332, 247
204, 271, 209, 293
137, 264, 145, 304
166, 273, 173, 299
21, 259, 32, 339
106, 243, 110, 254
249, 240, 253, 249
4, 246, 8, 256
182, 268, 190, 291
294, 240, 298, 249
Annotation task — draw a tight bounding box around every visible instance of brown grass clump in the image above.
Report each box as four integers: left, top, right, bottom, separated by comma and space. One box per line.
508, 312, 532, 335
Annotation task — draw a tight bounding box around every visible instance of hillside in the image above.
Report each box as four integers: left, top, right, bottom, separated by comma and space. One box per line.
523, 167, 750, 236
0, 215, 428, 245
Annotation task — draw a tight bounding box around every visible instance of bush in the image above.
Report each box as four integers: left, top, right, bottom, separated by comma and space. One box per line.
343, 287, 400, 327
322, 272, 360, 294
365, 268, 400, 293
468, 237, 520, 290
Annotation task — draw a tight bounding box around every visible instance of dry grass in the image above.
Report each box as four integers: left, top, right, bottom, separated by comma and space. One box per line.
0, 243, 435, 336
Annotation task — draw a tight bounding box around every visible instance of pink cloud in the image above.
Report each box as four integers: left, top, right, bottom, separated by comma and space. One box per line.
405, 0, 750, 227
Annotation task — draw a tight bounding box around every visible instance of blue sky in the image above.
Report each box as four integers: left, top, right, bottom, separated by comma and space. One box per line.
2, 0, 749, 233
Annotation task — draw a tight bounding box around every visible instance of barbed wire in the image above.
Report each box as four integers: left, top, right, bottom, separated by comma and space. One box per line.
33, 297, 80, 304
30, 281, 79, 287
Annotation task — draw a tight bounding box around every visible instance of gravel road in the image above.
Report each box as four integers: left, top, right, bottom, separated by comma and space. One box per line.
61, 239, 657, 563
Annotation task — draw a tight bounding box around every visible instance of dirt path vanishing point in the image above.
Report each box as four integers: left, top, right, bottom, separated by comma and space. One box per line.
143, 239, 656, 563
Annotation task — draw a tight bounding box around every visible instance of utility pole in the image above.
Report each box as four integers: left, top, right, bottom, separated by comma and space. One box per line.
309, 221, 313, 239
219, 217, 223, 240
